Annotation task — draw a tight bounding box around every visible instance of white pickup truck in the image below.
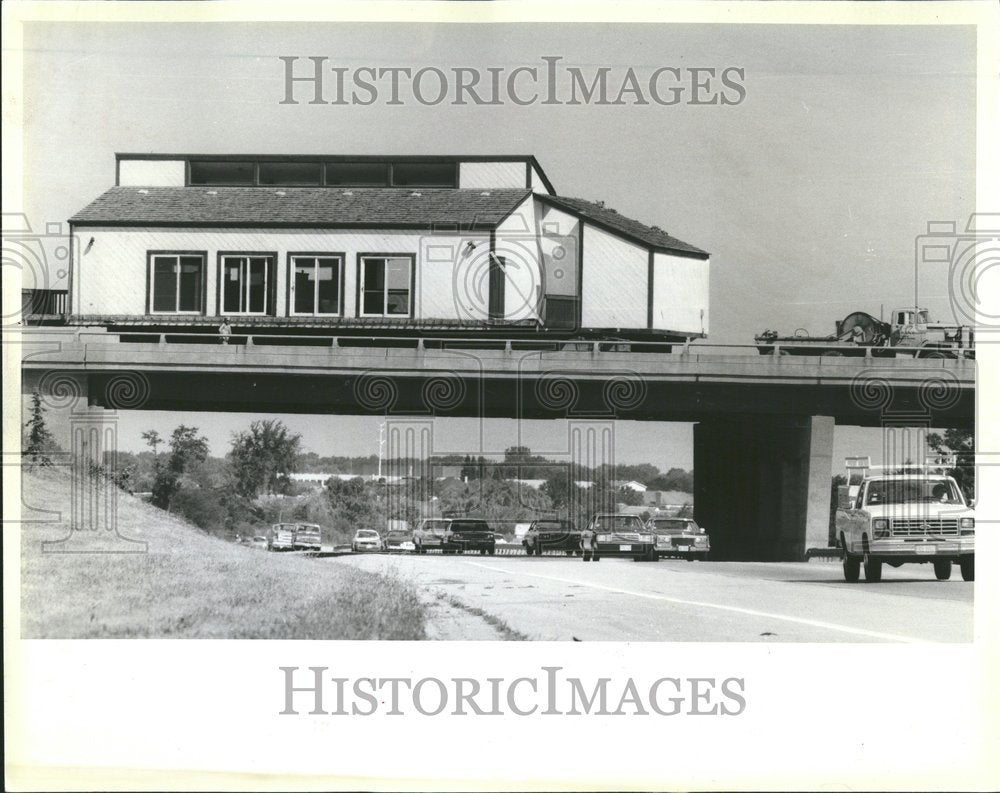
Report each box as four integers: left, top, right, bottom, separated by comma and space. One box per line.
836, 459, 974, 583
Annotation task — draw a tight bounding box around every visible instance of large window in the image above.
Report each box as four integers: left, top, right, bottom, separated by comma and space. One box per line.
290, 254, 343, 315
149, 253, 204, 313
189, 161, 254, 185
326, 162, 389, 186
220, 254, 274, 315
358, 255, 413, 317
391, 162, 456, 187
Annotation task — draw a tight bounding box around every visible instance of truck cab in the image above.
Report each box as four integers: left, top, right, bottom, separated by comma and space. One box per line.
837, 457, 974, 582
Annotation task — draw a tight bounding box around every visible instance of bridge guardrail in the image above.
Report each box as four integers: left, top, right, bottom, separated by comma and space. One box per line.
19, 327, 974, 363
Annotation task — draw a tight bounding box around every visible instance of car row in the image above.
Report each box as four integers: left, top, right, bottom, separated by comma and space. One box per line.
341, 514, 710, 561
524, 515, 709, 561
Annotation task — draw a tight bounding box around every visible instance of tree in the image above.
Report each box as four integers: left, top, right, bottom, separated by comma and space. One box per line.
149, 425, 209, 509
23, 391, 57, 467
229, 419, 302, 498
927, 428, 974, 500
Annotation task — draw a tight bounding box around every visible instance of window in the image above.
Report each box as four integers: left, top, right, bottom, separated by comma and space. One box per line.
290, 254, 343, 315
359, 255, 413, 317
189, 161, 254, 185
149, 253, 204, 313
258, 161, 322, 185
326, 162, 389, 186
220, 254, 274, 315
391, 162, 456, 187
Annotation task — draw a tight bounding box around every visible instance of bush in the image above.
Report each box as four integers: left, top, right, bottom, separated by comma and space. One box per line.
169, 488, 228, 537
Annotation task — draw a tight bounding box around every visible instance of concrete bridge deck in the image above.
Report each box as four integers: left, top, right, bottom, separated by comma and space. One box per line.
21, 328, 974, 427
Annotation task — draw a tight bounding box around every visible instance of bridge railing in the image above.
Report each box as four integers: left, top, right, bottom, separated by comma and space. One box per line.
21, 327, 973, 362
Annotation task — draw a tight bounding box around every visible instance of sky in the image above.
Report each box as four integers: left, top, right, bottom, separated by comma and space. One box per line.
18, 20, 976, 471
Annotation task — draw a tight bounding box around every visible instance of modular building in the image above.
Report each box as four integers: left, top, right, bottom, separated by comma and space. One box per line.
57, 153, 709, 344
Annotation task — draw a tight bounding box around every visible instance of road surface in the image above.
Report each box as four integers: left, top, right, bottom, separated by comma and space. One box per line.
327, 553, 972, 642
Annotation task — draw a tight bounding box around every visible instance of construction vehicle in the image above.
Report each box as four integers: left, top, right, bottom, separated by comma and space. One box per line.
756, 307, 974, 358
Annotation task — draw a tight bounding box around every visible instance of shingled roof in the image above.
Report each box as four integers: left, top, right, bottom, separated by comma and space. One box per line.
538, 194, 708, 258
70, 187, 532, 229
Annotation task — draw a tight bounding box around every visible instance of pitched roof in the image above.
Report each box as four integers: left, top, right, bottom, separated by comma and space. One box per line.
537, 194, 708, 258
70, 187, 531, 229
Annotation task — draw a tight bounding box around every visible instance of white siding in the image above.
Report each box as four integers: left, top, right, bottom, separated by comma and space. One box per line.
530, 165, 551, 194
118, 160, 185, 187
458, 161, 527, 189
652, 251, 709, 336
580, 224, 648, 329
494, 197, 542, 320
70, 226, 488, 319
535, 201, 579, 296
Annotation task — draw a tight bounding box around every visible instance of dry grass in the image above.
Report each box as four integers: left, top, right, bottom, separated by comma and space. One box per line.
19, 469, 426, 639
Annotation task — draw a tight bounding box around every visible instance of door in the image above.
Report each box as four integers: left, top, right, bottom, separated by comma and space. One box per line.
488, 255, 505, 321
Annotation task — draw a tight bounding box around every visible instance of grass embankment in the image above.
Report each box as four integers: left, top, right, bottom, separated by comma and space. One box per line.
19, 469, 426, 639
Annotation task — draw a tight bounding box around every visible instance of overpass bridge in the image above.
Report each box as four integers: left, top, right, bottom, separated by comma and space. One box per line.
20, 328, 975, 561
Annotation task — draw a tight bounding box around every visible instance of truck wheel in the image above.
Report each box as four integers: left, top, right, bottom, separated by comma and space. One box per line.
863, 549, 882, 582
933, 560, 952, 580
582, 551, 591, 562
646, 548, 658, 562
960, 557, 974, 581
843, 553, 860, 582
524, 544, 534, 556
488, 547, 496, 556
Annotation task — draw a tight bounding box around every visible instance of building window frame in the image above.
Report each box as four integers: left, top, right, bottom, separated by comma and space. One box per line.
217, 251, 278, 316
355, 253, 416, 319
146, 251, 207, 315
287, 252, 346, 317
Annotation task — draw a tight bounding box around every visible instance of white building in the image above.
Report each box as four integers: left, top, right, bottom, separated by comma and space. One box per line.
63, 154, 710, 341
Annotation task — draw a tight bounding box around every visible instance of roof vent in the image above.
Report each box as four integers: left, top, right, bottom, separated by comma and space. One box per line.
275, 190, 286, 196
206, 190, 218, 196
410, 191, 422, 197
343, 190, 354, 196
137, 189, 149, 194
480, 191, 491, 196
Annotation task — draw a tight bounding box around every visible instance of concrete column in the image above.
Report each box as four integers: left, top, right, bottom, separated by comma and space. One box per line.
694, 415, 835, 561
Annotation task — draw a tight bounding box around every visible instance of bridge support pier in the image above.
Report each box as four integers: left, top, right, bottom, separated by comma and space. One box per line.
694, 415, 834, 561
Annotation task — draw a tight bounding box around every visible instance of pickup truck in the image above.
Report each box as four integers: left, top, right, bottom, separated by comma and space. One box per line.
837, 469, 974, 582
292, 523, 322, 551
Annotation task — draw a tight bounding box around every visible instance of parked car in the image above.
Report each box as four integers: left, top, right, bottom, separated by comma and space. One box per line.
580, 513, 657, 562
646, 517, 710, 560
383, 529, 416, 553
413, 518, 496, 555
523, 519, 581, 556
293, 522, 322, 552
352, 529, 382, 553
251, 535, 269, 550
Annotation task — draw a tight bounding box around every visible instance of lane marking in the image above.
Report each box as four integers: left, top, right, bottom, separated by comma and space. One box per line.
465, 562, 933, 643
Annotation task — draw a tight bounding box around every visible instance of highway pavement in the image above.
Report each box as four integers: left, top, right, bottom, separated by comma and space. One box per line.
328, 553, 973, 642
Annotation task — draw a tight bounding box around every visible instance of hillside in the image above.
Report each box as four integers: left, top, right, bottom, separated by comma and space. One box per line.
18, 468, 425, 639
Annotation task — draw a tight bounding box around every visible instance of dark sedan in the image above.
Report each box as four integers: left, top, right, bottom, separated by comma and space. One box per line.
523, 519, 581, 556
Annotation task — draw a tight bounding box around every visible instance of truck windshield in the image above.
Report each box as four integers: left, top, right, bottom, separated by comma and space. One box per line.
865, 479, 962, 505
